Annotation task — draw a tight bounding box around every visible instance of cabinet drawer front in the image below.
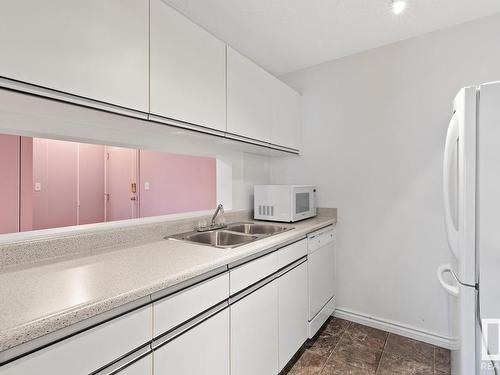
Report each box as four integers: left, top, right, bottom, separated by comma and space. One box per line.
230, 252, 279, 295
277, 239, 307, 269
115, 354, 152, 375
153, 273, 229, 336
154, 309, 230, 375
230, 279, 279, 375
1, 306, 152, 375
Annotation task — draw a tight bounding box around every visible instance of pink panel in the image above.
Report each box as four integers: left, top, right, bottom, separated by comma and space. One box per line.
32, 138, 49, 229
0, 135, 20, 234
32, 138, 78, 230
78, 143, 105, 225
139, 151, 216, 217
20, 137, 33, 232
106, 147, 138, 222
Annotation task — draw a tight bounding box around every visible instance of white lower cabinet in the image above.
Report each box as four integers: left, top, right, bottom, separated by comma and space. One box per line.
278, 262, 308, 370
153, 309, 230, 375
117, 354, 153, 375
2, 240, 317, 375
0, 306, 152, 375
230, 280, 279, 375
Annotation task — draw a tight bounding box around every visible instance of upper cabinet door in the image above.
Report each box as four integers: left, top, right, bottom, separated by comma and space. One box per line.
270, 81, 301, 150
227, 47, 273, 143
150, 0, 226, 132
0, 0, 149, 112
227, 47, 301, 150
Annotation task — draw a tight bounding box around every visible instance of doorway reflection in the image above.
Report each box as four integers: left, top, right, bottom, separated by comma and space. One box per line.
0, 134, 217, 235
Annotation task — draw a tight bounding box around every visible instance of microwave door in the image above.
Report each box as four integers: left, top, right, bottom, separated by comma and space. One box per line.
293, 187, 315, 221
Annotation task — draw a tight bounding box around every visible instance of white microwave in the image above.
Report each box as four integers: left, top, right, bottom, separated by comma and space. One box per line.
254, 185, 317, 222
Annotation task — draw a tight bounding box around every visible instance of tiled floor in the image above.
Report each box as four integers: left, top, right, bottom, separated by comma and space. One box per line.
282, 318, 451, 375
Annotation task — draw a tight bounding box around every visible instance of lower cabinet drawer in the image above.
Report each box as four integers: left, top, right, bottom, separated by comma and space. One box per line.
277, 239, 307, 269
153, 308, 230, 375
115, 353, 153, 375
230, 252, 279, 295
0, 305, 152, 375
153, 272, 229, 336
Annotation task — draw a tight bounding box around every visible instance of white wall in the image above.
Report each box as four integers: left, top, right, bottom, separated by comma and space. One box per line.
271, 13, 500, 340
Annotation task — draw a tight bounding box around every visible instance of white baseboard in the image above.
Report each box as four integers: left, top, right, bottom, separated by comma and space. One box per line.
333, 308, 456, 350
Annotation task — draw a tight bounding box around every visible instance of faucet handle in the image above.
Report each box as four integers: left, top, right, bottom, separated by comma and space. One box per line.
197, 219, 208, 230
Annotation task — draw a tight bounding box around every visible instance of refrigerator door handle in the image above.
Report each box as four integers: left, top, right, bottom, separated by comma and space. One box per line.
443, 113, 460, 258
437, 263, 459, 297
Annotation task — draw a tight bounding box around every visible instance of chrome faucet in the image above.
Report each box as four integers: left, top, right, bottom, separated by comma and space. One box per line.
211, 204, 224, 226
197, 204, 226, 232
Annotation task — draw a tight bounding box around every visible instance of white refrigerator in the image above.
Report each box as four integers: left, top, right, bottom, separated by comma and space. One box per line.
438, 81, 500, 375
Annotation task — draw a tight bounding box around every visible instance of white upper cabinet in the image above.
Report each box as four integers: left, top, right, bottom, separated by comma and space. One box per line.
270, 81, 301, 150
0, 0, 149, 112
227, 47, 301, 150
150, 0, 227, 132
227, 47, 273, 143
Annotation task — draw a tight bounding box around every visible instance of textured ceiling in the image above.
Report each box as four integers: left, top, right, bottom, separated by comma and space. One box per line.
163, 0, 500, 75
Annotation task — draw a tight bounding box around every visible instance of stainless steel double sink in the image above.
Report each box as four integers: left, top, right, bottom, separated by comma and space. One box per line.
168, 222, 292, 249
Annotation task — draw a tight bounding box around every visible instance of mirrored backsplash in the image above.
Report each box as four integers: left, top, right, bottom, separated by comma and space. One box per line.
0, 134, 217, 235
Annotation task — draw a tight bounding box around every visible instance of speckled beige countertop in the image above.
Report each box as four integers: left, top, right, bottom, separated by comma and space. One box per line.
0, 211, 336, 356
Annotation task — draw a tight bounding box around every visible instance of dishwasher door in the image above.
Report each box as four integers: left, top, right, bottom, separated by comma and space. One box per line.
307, 227, 335, 321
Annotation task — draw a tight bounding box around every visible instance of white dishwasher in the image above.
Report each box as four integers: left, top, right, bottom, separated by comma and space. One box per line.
307, 225, 336, 338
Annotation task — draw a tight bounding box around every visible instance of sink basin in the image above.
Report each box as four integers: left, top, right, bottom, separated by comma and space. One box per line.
175, 230, 258, 249
168, 222, 293, 249
226, 222, 289, 235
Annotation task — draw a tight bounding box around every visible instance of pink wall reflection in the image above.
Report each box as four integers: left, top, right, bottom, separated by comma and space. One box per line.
20, 137, 33, 232
0, 135, 20, 234
0, 135, 217, 234
105, 146, 138, 222
139, 151, 216, 217
32, 138, 79, 230
79, 143, 105, 225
